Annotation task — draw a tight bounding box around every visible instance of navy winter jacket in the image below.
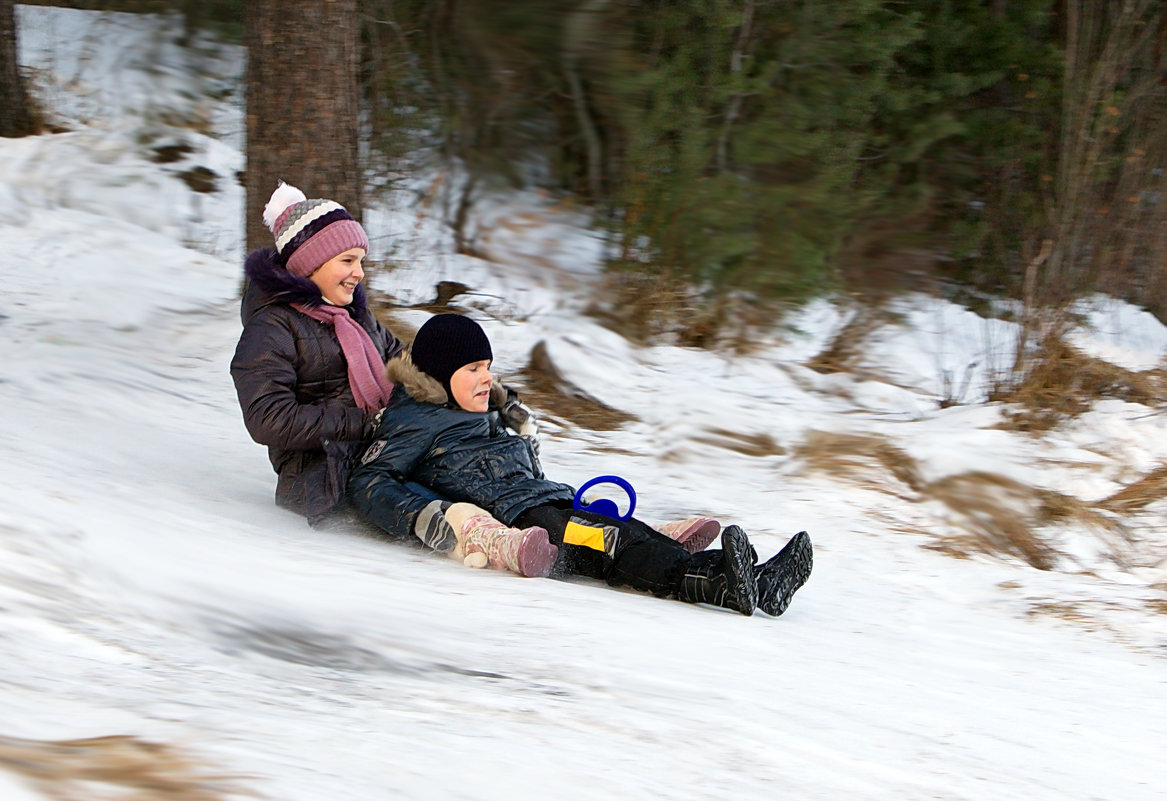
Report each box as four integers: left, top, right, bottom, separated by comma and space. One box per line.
348, 354, 575, 537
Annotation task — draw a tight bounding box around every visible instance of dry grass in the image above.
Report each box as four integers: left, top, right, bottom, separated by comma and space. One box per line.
691, 429, 786, 458
806, 304, 894, 375
992, 334, 1167, 432
1025, 600, 1105, 628
921, 472, 1102, 571
1097, 464, 1167, 514
923, 472, 1058, 569
583, 272, 787, 353
1023, 597, 1167, 652
795, 430, 1131, 571
583, 272, 701, 345
0, 735, 254, 801
794, 430, 923, 496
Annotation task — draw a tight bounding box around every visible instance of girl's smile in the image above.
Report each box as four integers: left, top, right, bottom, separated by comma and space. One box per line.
309, 247, 366, 305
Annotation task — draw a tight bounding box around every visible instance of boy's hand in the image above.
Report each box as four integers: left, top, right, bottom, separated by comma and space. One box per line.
501, 394, 539, 441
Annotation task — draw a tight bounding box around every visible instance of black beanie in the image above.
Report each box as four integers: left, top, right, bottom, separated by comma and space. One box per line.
411, 313, 494, 393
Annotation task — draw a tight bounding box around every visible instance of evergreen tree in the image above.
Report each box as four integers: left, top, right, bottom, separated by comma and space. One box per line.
605, 0, 921, 299
856, 0, 1059, 297
359, 0, 1167, 320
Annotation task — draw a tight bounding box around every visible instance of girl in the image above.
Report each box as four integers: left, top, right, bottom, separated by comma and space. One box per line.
349, 313, 813, 617
231, 182, 397, 525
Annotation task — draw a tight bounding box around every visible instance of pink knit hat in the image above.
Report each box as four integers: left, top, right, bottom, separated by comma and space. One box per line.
262, 182, 370, 278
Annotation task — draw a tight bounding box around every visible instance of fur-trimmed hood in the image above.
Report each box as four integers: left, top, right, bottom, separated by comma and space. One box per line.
352, 353, 574, 532
240, 247, 371, 325
385, 350, 509, 409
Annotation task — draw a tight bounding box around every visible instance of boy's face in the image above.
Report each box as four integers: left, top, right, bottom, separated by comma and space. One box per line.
450, 359, 493, 412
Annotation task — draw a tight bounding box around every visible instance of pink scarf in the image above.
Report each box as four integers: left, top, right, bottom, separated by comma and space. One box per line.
293, 303, 394, 414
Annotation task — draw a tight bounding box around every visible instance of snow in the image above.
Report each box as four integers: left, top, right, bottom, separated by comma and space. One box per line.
1069, 295, 1167, 372
2, 6, 1165, 801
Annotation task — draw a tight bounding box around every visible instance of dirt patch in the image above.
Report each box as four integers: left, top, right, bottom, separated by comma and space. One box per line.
517, 341, 636, 431
367, 281, 474, 326
402, 281, 477, 314
367, 296, 421, 346
367, 294, 634, 432
178, 166, 218, 194
151, 142, 194, 164
0, 735, 252, 801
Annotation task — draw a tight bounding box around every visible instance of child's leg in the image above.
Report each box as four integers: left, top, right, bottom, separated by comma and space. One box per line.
514, 504, 751, 612
445, 502, 557, 578
675, 525, 757, 615
655, 517, 721, 553
511, 504, 606, 579
754, 531, 813, 616
588, 511, 691, 595
444, 503, 491, 567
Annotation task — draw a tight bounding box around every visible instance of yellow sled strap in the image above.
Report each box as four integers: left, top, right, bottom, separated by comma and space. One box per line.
564, 519, 608, 552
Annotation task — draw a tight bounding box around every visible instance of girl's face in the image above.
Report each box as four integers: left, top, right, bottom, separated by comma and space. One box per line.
309, 247, 366, 305
449, 359, 493, 412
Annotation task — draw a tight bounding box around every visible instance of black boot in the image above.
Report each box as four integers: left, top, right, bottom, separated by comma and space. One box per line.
676, 525, 757, 616
756, 531, 813, 616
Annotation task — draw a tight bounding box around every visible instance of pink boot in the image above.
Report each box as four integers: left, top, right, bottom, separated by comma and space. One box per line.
461, 513, 558, 578
656, 517, 721, 554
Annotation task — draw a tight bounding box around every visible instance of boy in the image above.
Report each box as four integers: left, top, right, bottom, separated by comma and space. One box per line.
350, 314, 812, 617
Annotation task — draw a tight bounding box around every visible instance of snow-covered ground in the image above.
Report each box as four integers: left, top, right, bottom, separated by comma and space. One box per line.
1, 6, 1164, 801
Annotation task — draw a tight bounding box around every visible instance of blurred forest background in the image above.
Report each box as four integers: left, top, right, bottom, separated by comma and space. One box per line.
5, 0, 1166, 337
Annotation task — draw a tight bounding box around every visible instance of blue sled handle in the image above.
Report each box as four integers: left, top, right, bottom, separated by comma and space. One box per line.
573, 475, 637, 520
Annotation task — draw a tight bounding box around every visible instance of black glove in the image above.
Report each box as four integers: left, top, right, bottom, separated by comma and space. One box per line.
500, 389, 540, 454
364, 406, 387, 439
414, 499, 457, 552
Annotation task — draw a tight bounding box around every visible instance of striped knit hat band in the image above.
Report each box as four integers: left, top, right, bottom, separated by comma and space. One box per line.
274, 199, 347, 252
262, 182, 370, 278
284, 218, 368, 278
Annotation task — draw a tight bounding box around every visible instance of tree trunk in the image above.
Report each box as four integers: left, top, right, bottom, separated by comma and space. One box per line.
1048, 0, 1160, 299
562, 0, 611, 202
244, 0, 363, 254
0, 0, 38, 138
179, 0, 205, 47
716, 0, 756, 174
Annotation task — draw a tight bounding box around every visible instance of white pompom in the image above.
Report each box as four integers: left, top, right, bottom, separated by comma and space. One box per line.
262, 181, 307, 232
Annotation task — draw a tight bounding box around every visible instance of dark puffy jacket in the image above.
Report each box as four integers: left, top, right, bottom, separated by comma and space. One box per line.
348, 354, 575, 536
230, 248, 403, 523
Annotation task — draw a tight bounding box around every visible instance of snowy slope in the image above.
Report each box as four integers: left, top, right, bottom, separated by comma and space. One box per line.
1, 7, 1164, 801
